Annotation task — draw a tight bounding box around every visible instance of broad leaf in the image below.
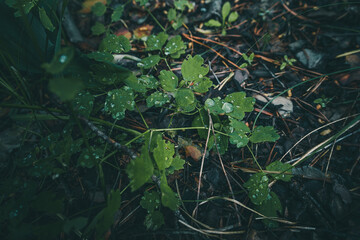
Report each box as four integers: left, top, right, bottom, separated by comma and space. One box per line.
49, 77, 84, 101
99, 34, 131, 53
255, 192, 282, 228
204, 97, 225, 115
140, 191, 161, 213
222, 2, 231, 22
159, 70, 178, 92
205, 19, 222, 27
72, 91, 94, 118
91, 2, 106, 16
146, 32, 168, 51
175, 89, 196, 112
153, 135, 175, 170
174, 0, 193, 11
192, 77, 213, 93
138, 55, 161, 69
78, 147, 102, 168
181, 55, 209, 83
266, 161, 292, 182
146, 92, 170, 108
208, 134, 228, 155
228, 11, 238, 23
167, 8, 177, 21
224, 92, 255, 120
250, 126, 280, 143
104, 87, 134, 120
244, 172, 270, 205
111, 5, 124, 22
144, 211, 164, 231
91, 22, 105, 35
166, 155, 185, 174
87, 52, 113, 62
164, 36, 186, 58
42, 47, 74, 74
126, 145, 154, 191
160, 175, 179, 211
38, 7, 55, 32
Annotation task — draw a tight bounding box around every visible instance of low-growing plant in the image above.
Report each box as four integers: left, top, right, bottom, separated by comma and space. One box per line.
167, 0, 194, 30
280, 55, 297, 70
204, 1, 239, 35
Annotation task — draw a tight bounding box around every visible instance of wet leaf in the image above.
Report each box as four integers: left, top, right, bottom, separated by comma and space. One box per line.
78, 147, 102, 168
48, 77, 84, 101
164, 36, 186, 58
192, 77, 213, 93
138, 55, 161, 69
140, 191, 161, 213
224, 92, 255, 120
146, 92, 170, 108
208, 134, 228, 155
72, 91, 94, 118
126, 145, 154, 191
91, 2, 106, 16
153, 134, 175, 170
175, 89, 196, 112
159, 70, 178, 92
104, 87, 134, 120
38, 7, 55, 32
244, 172, 270, 205
181, 55, 209, 83
255, 192, 282, 228
146, 32, 168, 51
250, 126, 279, 143
137, 75, 158, 90
204, 97, 225, 115
87, 52, 113, 63
91, 22, 105, 35
111, 5, 124, 22
229, 131, 249, 148
144, 211, 164, 230
99, 34, 131, 53
266, 161, 292, 182
42, 47, 74, 74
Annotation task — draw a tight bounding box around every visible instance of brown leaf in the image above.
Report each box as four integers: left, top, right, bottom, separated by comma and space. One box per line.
185, 145, 202, 161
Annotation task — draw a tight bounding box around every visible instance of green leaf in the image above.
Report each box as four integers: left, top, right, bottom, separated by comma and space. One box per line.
49, 77, 84, 101
87, 51, 114, 63
167, 8, 177, 21
104, 87, 134, 120
228, 11, 238, 23
175, 88, 196, 112
222, 2, 231, 22
224, 92, 255, 120
72, 91, 94, 118
229, 118, 250, 133
153, 135, 175, 170
181, 55, 209, 83
192, 77, 213, 93
140, 191, 161, 213
126, 145, 154, 191
146, 32, 168, 51
204, 97, 225, 115
38, 7, 55, 32
92, 2, 106, 16
249, 126, 280, 143
90, 63, 132, 85
123, 73, 146, 92
99, 34, 131, 53
244, 172, 270, 205
138, 55, 161, 69
159, 70, 178, 92
204, 19, 222, 27
228, 118, 250, 147
137, 75, 158, 90
208, 134, 228, 155
32, 191, 64, 214
171, 16, 185, 30
63, 217, 88, 234
111, 5, 124, 22
91, 22, 105, 35
280, 62, 286, 70
160, 175, 179, 211
42, 47, 74, 74
146, 92, 170, 108
174, 0, 193, 11
266, 161, 292, 182
144, 211, 164, 230
255, 192, 282, 228
167, 155, 185, 174
78, 147, 102, 168
136, 0, 148, 6
164, 36, 186, 58
191, 110, 209, 139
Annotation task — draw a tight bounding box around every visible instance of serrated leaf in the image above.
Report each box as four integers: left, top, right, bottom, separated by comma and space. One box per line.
49, 77, 84, 101
126, 146, 154, 191
224, 92, 255, 120
167, 8, 177, 21
92, 2, 106, 16
255, 192, 282, 228
208, 134, 228, 155
123, 73, 146, 92
222, 2, 231, 21
153, 135, 175, 170
164, 36, 186, 58
144, 211, 164, 231
78, 147, 102, 168
146, 92, 170, 107
146, 32, 168, 51
111, 5, 124, 22
171, 16, 185, 30
174, 0, 193, 11
204, 19, 222, 27
175, 89, 196, 112
169, 155, 185, 171
228, 11, 238, 23
72, 91, 94, 118
160, 175, 179, 211
42, 47, 74, 74
87, 51, 113, 62
249, 126, 280, 143
266, 161, 292, 182
138, 55, 161, 69
192, 77, 213, 93
137, 75, 158, 90
159, 70, 178, 92
99, 34, 131, 53
38, 7, 55, 32
181, 55, 209, 83
104, 87, 134, 120
135, 0, 148, 6
229, 118, 250, 133
244, 172, 270, 205
79, 0, 107, 14
140, 191, 161, 213
204, 97, 225, 115
91, 22, 105, 35
229, 132, 249, 148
